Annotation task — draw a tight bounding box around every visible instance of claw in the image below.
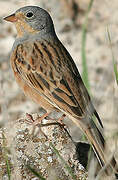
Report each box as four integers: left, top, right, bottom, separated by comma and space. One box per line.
22, 112, 66, 138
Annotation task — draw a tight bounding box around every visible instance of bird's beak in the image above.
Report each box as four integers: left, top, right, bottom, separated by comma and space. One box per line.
4, 13, 17, 22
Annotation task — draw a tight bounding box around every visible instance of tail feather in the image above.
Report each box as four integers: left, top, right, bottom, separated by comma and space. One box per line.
84, 120, 106, 166
83, 119, 118, 174
94, 110, 103, 128
70, 115, 117, 175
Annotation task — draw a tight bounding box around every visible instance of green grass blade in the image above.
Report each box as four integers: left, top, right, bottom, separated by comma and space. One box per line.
26, 165, 46, 180
81, 0, 94, 167
6, 158, 11, 180
114, 63, 118, 85
50, 142, 77, 180
81, 0, 94, 92
107, 27, 118, 85
2, 133, 11, 180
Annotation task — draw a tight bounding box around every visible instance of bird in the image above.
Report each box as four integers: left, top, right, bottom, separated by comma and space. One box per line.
4, 6, 118, 176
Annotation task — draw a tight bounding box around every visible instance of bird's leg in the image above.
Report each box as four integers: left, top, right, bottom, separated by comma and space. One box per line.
24, 112, 66, 138
45, 114, 66, 125
57, 114, 66, 123
32, 114, 67, 137
33, 113, 66, 127
19, 112, 68, 138
20, 112, 66, 129
25, 113, 35, 123
24, 112, 51, 138
25, 112, 49, 125
22, 112, 66, 136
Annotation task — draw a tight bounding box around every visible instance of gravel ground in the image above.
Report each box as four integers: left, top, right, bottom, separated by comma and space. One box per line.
0, 0, 118, 179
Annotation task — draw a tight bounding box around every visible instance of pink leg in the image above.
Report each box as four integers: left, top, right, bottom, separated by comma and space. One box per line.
25, 112, 49, 125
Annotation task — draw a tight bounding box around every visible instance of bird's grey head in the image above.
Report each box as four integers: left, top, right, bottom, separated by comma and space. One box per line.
4, 6, 55, 37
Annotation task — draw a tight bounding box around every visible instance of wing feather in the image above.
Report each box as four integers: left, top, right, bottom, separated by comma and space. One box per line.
12, 38, 103, 127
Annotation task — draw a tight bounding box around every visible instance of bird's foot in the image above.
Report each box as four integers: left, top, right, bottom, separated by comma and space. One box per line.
25, 112, 49, 125
19, 112, 66, 138
25, 112, 66, 128
45, 113, 66, 126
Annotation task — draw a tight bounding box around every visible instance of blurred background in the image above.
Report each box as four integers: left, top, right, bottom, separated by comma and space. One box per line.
0, 0, 118, 179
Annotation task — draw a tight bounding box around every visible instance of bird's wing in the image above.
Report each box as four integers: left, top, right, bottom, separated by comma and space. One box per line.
12, 38, 103, 127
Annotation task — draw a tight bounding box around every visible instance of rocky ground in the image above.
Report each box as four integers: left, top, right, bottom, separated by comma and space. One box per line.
0, 0, 118, 179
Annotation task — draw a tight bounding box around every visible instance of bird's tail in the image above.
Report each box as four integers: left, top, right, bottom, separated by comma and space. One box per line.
73, 117, 118, 175
83, 119, 118, 175
85, 120, 105, 166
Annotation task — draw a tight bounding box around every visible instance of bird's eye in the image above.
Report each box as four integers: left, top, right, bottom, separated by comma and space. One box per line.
26, 12, 34, 18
